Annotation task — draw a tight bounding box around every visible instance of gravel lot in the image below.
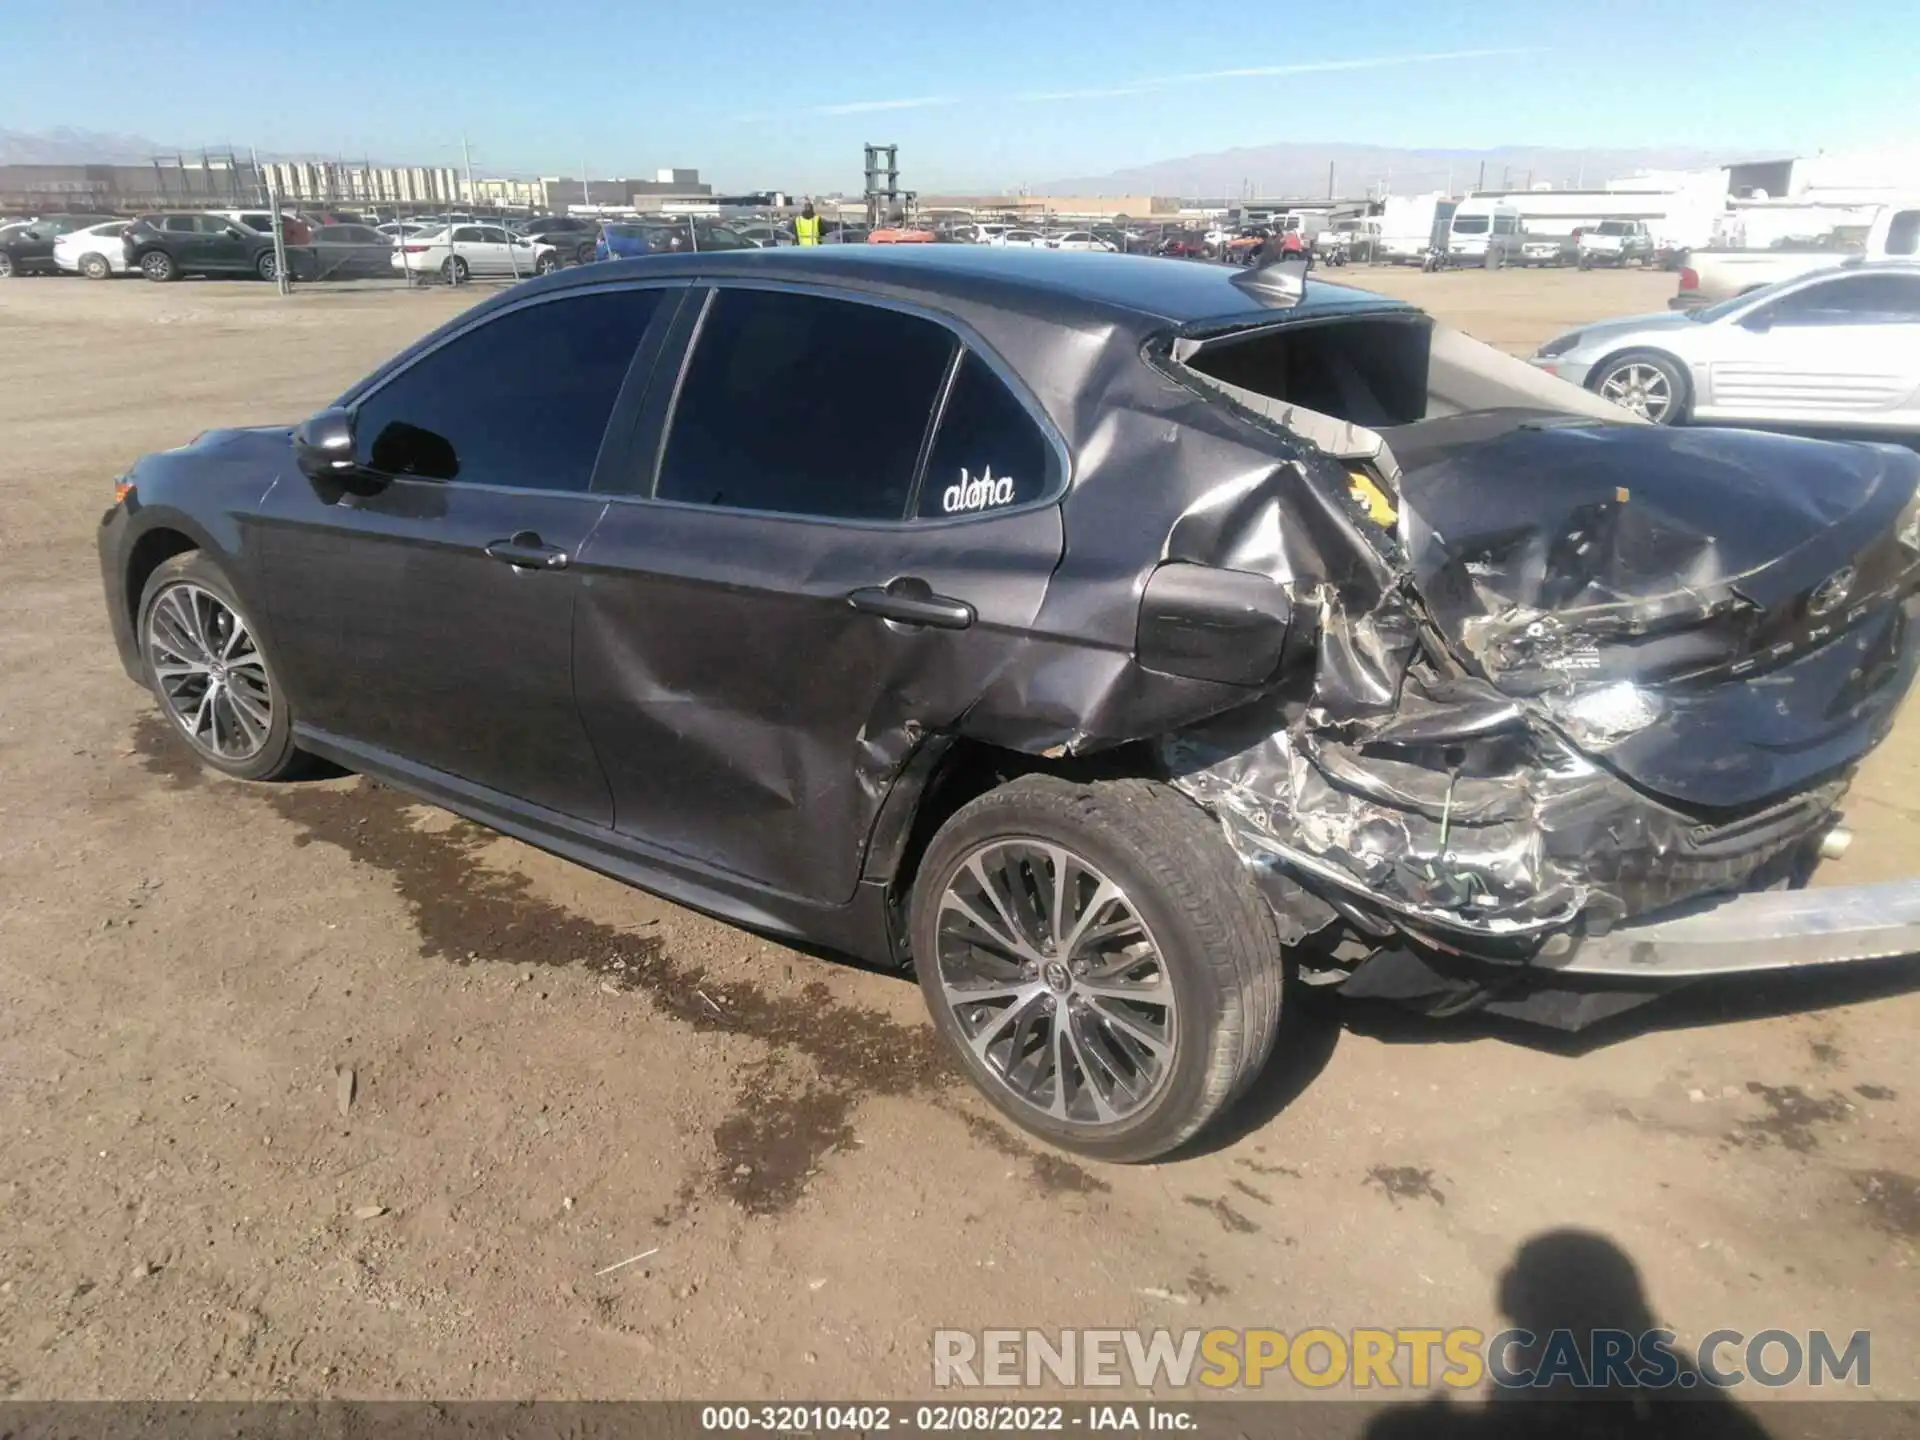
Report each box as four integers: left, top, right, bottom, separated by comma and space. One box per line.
1, 264, 1915, 1409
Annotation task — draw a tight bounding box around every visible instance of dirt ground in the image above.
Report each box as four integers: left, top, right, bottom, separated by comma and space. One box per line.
1, 263, 1916, 1409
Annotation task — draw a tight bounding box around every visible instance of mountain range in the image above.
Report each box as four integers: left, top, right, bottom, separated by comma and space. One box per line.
1038, 143, 1756, 198
4, 128, 1756, 198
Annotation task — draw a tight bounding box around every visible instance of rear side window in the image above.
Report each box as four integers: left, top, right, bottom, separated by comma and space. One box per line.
917, 353, 1054, 518
656, 289, 955, 520
352, 289, 662, 491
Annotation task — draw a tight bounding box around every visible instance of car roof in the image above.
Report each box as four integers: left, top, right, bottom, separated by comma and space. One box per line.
533, 245, 1407, 330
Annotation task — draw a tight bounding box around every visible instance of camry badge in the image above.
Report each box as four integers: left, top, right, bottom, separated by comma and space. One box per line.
1807, 566, 1856, 617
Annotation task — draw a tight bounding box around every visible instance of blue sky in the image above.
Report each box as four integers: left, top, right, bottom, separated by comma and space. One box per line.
3, 0, 1911, 190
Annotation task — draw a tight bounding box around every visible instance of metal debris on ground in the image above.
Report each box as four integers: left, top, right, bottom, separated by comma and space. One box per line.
594, 1247, 660, 1277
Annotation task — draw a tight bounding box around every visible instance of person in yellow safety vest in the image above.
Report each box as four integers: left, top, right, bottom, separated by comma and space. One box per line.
795, 203, 821, 246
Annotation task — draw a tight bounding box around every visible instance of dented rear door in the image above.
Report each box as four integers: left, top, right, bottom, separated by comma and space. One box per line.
573, 284, 1068, 904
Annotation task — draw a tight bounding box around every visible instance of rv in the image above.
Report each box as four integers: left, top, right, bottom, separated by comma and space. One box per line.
1376, 194, 1457, 264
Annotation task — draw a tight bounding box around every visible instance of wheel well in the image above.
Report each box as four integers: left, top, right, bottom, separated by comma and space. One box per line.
124, 529, 199, 630
1582, 344, 1691, 404
885, 736, 1162, 910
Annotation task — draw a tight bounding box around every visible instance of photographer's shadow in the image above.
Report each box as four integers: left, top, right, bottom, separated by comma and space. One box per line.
1364, 1228, 1772, 1439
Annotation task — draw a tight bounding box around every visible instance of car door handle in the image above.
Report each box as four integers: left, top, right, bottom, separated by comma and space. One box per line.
847, 580, 974, 630
484, 532, 570, 570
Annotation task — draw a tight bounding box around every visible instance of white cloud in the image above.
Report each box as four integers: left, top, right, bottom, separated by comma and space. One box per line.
1020, 47, 1540, 103
814, 96, 955, 116
736, 94, 956, 123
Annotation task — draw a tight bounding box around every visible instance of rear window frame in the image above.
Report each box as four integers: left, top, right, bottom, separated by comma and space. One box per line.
633, 279, 1071, 530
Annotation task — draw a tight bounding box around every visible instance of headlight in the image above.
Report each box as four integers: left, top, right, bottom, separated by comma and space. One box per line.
1547, 682, 1666, 747
1536, 331, 1583, 359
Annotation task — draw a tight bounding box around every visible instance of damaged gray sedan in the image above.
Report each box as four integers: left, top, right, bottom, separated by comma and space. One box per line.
98, 247, 1920, 1161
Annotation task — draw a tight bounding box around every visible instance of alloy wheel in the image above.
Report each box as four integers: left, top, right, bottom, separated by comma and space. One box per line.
0, 253, 13, 279
933, 840, 1177, 1126
141, 253, 172, 281
144, 583, 274, 763
1599, 362, 1673, 422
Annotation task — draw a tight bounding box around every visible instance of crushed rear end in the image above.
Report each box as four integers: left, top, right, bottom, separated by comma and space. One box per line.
1146, 268, 1920, 1026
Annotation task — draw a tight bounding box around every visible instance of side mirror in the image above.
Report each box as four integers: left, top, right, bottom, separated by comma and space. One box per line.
1740, 309, 1775, 332
293, 407, 363, 482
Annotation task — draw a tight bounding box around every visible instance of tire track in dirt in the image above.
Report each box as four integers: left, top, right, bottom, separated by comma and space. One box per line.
130, 717, 1112, 1211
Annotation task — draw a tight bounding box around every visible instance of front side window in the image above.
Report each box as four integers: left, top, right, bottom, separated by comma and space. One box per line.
917, 353, 1054, 519
656, 289, 955, 520
163, 216, 198, 233
1770, 273, 1920, 325
351, 289, 662, 491
1885, 211, 1920, 256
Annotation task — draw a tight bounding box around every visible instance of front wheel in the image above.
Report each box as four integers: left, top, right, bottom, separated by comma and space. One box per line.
137, 551, 305, 781
1593, 349, 1690, 425
535, 253, 560, 275
80, 253, 113, 280
0, 253, 14, 279
910, 775, 1283, 1162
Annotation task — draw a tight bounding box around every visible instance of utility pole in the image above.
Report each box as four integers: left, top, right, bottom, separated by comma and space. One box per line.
1477, 160, 1486, 191
462, 134, 477, 211
1327, 160, 1335, 200
582, 158, 590, 214
266, 171, 290, 295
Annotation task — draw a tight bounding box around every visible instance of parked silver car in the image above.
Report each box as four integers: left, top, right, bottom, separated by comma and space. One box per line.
1531, 262, 1920, 429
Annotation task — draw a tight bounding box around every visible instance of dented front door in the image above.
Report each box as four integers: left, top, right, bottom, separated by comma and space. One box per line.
574, 503, 1063, 902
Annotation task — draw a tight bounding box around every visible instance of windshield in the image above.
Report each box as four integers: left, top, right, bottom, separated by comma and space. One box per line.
1687, 272, 1808, 323
1451, 216, 1489, 234
1596, 221, 1633, 236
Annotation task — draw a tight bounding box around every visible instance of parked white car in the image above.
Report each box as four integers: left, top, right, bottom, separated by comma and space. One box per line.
55, 220, 135, 279
1531, 261, 1920, 431
987, 229, 1048, 249
392, 224, 558, 281
1047, 230, 1116, 253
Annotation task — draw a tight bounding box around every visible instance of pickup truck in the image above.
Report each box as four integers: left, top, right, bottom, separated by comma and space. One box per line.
1576, 220, 1654, 268
1672, 199, 1920, 307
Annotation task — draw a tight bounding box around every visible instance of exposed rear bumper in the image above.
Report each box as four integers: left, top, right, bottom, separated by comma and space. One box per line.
1544, 880, 1920, 979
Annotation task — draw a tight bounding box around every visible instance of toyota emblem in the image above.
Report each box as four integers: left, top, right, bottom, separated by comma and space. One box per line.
1807, 566, 1856, 617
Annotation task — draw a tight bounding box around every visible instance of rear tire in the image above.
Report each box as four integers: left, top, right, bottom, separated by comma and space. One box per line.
909, 775, 1284, 1162
137, 551, 306, 782
139, 250, 176, 282
442, 255, 469, 284
255, 251, 280, 282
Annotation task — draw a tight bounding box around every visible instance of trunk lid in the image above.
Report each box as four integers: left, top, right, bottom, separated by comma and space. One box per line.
1389, 418, 1920, 809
